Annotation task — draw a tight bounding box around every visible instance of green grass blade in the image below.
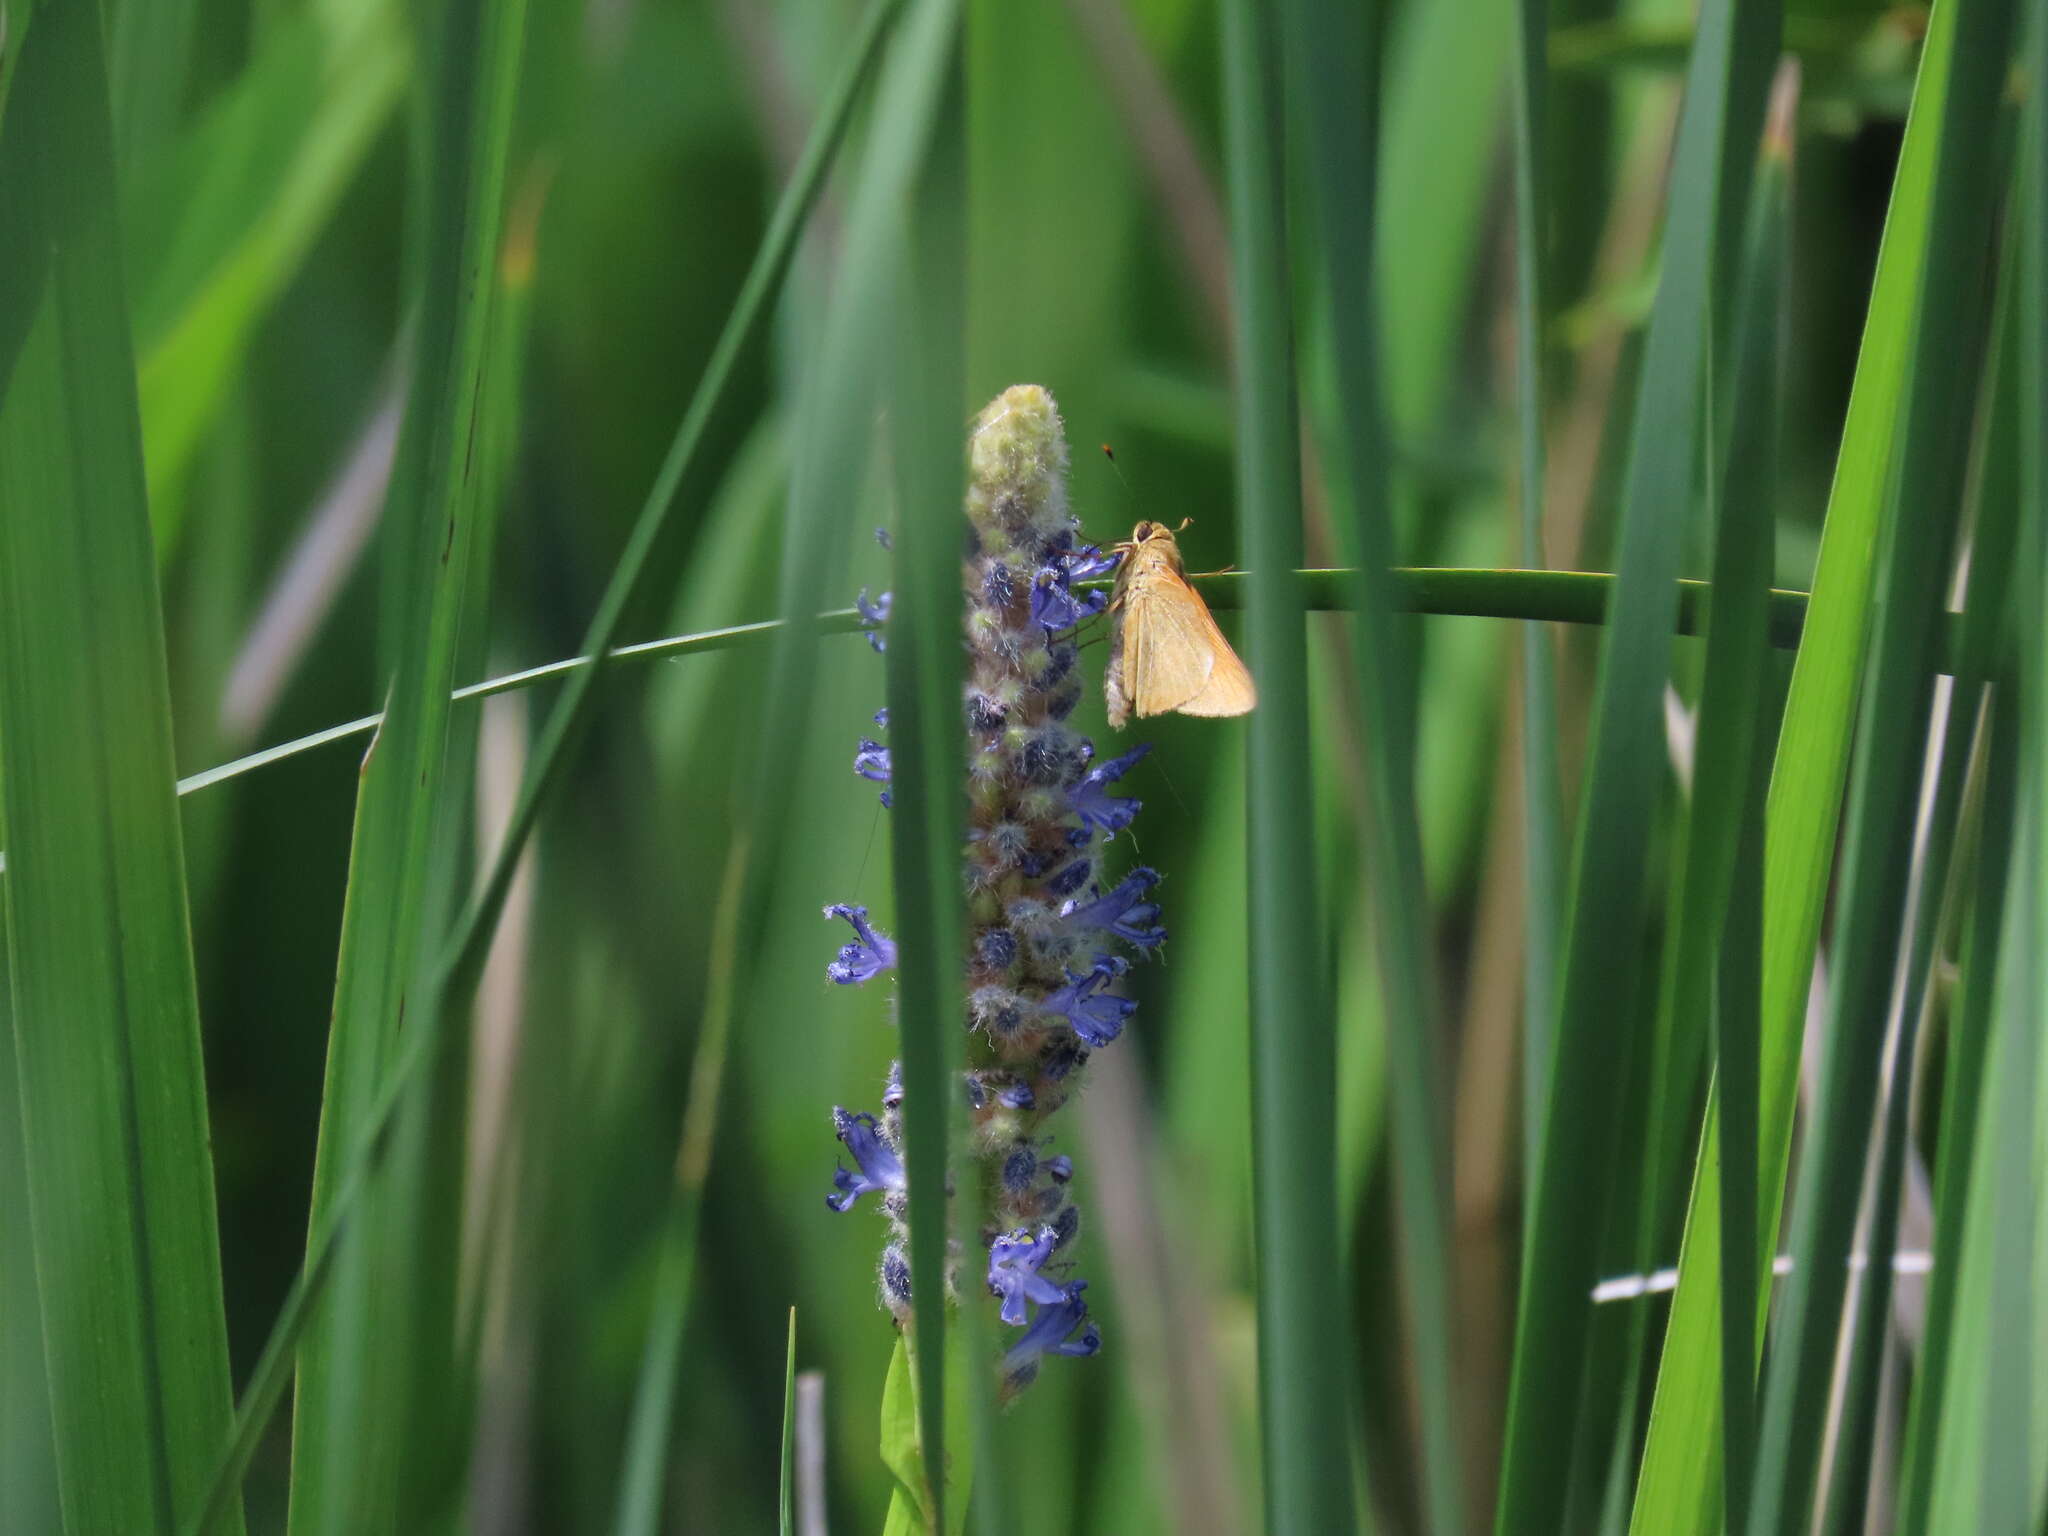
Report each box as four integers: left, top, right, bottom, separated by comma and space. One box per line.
780, 1308, 798, 1536
1507, 0, 1565, 1167
1628, 0, 1986, 1519
1823, 245, 2025, 1536
878, 1, 967, 1520
10, 566, 1944, 850
1975, 811, 2040, 1530
1221, 0, 1351, 1527
0, 925, 58, 1533
1744, 0, 2014, 1515
1494, 0, 1776, 1522
1282, 1, 1461, 1527
1979, 0, 2048, 1514
282, 0, 528, 1528
1692, 115, 1790, 1530
1897, 700, 2019, 1533
610, 837, 745, 1536
0, 6, 242, 1532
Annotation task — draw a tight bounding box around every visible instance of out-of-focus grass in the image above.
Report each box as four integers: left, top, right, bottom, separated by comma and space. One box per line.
0, 8, 241, 1532
5, 0, 2044, 1533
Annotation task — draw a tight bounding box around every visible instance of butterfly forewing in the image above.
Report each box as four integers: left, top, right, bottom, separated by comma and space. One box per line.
1106, 522, 1256, 726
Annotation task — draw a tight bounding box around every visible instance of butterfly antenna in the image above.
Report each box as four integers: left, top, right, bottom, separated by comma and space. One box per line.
1153, 756, 1193, 818
1101, 442, 1134, 498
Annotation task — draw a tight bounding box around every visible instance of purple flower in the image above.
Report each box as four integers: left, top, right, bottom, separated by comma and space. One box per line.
1059, 868, 1166, 951
1028, 559, 1109, 634
987, 1226, 1069, 1325
1045, 858, 1093, 897
824, 904, 897, 985
856, 588, 891, 653
1043, 956, 1135, 1047
1069, 743, 1150, 838
827, 1109, 905, 1212
1003, 1280, 1102, 1387
853, 739, 892, 783
1002, 1146, 1038, 1190
820, 390, 1138, 1389
1065, 545, 1121, 583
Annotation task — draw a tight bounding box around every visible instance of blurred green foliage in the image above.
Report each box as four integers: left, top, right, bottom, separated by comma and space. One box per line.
4, 0, 2044, 1531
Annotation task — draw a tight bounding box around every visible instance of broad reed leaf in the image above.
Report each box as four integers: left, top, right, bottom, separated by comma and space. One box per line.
1282, 0, 1462, 1526
283, 0, 528, 1529
0, 5, 241, 1531
1629, 0, 1982, 1521
1221, 0, 1352, 1527
1495, 0, 1777, 1522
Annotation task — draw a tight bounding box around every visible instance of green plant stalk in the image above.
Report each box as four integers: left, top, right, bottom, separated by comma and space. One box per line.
125, 569, 1890, 843
611, 837, 745, 1536
1282, 0, 1462, 1527
0, 7, 242, 1532
1691, 125, 1788, 1531
880, 0, 968, 1522
1745, 0, 2014, 1514
1496, 0, 1775, 1519
1507, 0, 1565, 1170
1223, 0, 1353, 1529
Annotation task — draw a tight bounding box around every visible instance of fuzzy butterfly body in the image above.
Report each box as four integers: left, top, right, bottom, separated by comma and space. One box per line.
1104, 520, 1257, 728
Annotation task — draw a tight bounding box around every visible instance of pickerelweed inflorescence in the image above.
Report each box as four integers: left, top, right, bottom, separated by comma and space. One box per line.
823, 384, 1162, 1394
